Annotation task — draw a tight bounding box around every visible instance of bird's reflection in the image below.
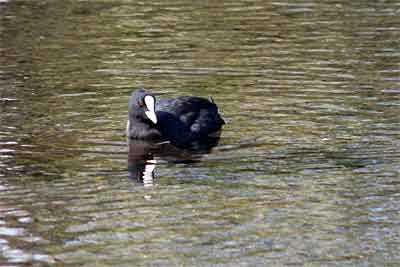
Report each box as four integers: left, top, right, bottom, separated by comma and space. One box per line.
128, 137, 220, 186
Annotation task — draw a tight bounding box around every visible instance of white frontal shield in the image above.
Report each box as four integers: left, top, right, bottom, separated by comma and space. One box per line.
144, 95, 157, 124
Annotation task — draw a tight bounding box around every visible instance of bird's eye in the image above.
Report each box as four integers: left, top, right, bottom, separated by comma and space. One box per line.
138, 100, 144, 107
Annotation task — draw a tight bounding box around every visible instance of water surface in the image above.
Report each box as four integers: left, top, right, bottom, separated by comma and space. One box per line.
1, 1, 400, 266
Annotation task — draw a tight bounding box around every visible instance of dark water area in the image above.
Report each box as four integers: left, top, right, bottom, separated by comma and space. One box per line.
1, 0, 399, 266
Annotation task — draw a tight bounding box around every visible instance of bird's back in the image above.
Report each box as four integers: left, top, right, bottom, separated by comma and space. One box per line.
155, 96, 224, 143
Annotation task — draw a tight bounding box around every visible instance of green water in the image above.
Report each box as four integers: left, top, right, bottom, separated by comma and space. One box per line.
1, 1, 399, 266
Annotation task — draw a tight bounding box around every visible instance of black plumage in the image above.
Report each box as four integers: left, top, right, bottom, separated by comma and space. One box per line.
127, 89, 225, 146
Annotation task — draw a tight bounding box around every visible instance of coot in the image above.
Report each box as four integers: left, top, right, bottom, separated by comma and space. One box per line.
127, 89, 225, 145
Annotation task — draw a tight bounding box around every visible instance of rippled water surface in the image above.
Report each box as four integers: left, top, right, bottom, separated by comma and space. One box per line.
1, 1, 400, 266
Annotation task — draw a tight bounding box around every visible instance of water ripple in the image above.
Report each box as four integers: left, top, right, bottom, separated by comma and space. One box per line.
1, 0, 400, 266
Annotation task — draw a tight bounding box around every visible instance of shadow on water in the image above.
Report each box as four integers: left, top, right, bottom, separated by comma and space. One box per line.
128, 136, 220, 185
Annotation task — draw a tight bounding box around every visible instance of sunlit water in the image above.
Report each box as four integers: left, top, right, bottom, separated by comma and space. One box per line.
1, 1, 399, 266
